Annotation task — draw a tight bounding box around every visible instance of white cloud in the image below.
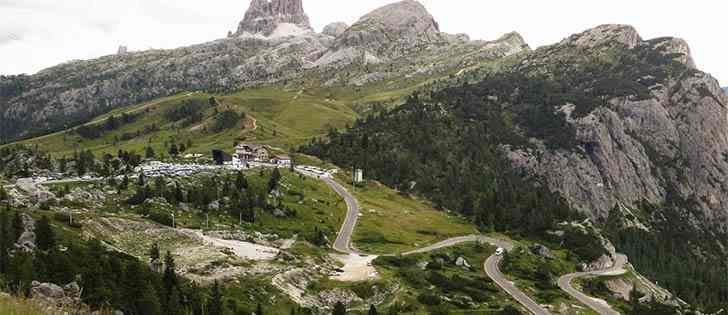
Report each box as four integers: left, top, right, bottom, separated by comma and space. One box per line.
0, 0, 725, 85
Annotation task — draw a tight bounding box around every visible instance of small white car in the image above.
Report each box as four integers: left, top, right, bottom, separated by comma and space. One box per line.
495, 247, 505, 256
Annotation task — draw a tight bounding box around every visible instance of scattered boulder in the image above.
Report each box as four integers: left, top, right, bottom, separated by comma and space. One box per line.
31, 281, 65, 299
272, 208, 287, 217
30, 281, 82, 307
529, 244, 555, 260
455, 256, 471, 269
15, 213, 36, 252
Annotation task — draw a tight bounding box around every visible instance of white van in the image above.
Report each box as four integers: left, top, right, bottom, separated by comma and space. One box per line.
495, 247, 505, 256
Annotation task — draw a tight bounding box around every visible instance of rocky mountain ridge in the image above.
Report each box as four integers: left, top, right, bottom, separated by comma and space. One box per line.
231, 0, 312, 38
505, 25, 728, 231
0, 0, 527, 142
303, 23, 728, 308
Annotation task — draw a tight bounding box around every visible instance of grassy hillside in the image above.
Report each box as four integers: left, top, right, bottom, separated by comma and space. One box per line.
12, 70, 464, 159
15, 86, 355, 157
345, 178, 478, 255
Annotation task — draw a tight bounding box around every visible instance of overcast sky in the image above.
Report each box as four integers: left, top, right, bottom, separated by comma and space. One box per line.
0, 0, 725, 85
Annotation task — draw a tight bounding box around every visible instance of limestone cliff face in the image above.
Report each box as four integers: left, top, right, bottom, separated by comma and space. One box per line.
233, 0, 311, 37
505, 25, 728, 232
313, 0, 527, 69
320, 0, 443, 65
0, 0, 525, 142
322, 22, 348, 38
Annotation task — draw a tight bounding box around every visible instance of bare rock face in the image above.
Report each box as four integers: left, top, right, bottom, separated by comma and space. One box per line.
320, 0, 443, 65
562, 24, 642, 49
233, 0, 311, 37
648, 37, 696, 68
322, 22, 348, 37
506, 25, 728, 231
15, 213, 36, 252
0, 0, 525, 141
30, 281, 82, 307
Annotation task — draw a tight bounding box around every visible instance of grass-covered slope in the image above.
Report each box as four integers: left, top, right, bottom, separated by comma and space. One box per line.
15, 86, 356, 157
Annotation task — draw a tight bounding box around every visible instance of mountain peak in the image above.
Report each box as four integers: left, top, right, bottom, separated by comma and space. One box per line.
356, 0, 440, 35
232, 0, 311, 38
331, 0, 441, 54
562, 24, 642, 49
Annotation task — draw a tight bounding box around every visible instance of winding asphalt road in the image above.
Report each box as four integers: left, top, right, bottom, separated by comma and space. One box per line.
305, 169, 633, 315
317, 175, 552, 314
486, 254, 552, 315
322, 177, 360, 254
557, 254, 629, 315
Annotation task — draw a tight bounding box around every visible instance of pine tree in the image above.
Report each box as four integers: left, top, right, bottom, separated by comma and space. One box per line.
256, 303, 263, 315
149, 243, 161, 263
123, 257, 143, 310
169, 143, 179, 157
0, 207, 9, 273
368, 305, 377, 315
174, 185, 184, 205
12, 210, 23, 241
163, 251, 178, 294
235, 171, 248, 191
138, 172, 146, 187
167, 287, 182, 315
185, 282, 205, 315
35, 216, 55, 251
120, 175, 129, 191
268, 168, 281, 193
208, 281, 224, 315
332, 302, 346, 315
0, 185, 7, 201
7, 251, 34, 294
146, 146, 156, 159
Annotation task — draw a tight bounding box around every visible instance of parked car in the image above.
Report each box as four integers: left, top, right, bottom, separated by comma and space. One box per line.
496, 247, 505, 256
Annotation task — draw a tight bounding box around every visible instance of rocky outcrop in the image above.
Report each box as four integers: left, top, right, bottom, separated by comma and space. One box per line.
529, 244, 555, 260
507, 25, 728, 232
318, 0, 443, 67
0, 33, 333, 140
561, 24, 642, 49
15, 213, 36, 252
647, 37, 696, 68
322, 22, 348, 37
0, 0, 527, 141
232, 0, 312, 37
30, 281, 82, 308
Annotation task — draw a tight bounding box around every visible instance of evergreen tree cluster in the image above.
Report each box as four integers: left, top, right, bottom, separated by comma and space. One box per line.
126, 171, 274, 226
607, 205, 728, 311
302, 90, 583, 236
0, 145, 142, 179
0, 206, 224, 315
76, 112, 138, 139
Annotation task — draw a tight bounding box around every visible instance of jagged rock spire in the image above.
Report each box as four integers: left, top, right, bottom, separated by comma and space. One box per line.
232, 0, 311, 37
